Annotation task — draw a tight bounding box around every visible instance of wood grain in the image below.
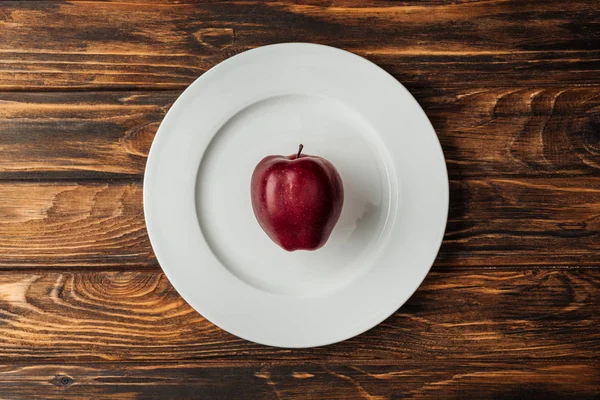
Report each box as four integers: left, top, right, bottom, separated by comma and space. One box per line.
1, 0, 599, 397
0, 361, 598, 399
0, 269, 597, 362
441, 177, 600, 266
0, 1, 598, 90
0, 182, 154, 268
0, 91, 170, 179
1, 87, 599, 180
0, 179, 598, 268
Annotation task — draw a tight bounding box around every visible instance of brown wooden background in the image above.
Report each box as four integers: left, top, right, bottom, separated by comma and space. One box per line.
0, 0, 599, 398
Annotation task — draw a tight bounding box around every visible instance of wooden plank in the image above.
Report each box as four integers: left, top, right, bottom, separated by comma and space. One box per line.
1, 87, 598, 180
441, 177, 600, 266
0, 182, 155, 268
0, 1, 597, 90
2, 0, 535, 4
0, 361, 598, 399
0, 91, 171, 180
0, 179, 598, 268
429, 87, 600, 178
0, 269, 598, 362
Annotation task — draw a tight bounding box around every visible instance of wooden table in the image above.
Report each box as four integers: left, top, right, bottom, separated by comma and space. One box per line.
1, 0, 599, 398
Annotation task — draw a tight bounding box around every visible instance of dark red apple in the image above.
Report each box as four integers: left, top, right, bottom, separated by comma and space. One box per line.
251, 145, 344, 251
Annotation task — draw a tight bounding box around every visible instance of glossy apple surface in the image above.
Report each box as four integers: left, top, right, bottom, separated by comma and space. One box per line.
251, 145, 344, 251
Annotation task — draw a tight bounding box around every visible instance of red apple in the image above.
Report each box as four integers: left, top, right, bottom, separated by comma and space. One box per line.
251, 145, 344, 251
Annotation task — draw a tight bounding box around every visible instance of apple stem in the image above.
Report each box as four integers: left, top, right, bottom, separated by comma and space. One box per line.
297, 144, 304, 159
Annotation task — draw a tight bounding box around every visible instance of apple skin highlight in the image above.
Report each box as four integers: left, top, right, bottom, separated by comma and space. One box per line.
250, 145, 344, 251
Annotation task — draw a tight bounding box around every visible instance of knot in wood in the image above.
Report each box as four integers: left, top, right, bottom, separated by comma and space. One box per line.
52, 375, 74, 388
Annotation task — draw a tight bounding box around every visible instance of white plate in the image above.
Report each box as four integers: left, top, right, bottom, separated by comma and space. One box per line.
144, 43, 448, 348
